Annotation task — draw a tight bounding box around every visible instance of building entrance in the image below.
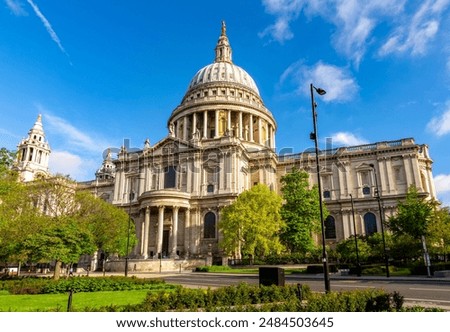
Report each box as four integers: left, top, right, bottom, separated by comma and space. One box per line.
162, 230, 170, 258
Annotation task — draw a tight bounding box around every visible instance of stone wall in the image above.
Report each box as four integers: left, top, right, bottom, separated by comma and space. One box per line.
105, 258, 207, 273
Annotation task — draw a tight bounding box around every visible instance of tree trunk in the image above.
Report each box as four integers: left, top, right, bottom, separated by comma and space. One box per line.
53, 260, 62, 280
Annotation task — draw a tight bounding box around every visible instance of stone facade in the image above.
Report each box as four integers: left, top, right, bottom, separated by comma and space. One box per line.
75, 22, 436, 269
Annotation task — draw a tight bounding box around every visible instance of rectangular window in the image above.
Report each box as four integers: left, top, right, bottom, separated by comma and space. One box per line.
164, 166, 177, 188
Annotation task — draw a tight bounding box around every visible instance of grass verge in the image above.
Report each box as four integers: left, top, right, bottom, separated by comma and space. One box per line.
0, 289, 161, 312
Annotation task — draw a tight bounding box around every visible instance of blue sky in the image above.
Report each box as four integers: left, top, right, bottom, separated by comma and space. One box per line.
1, 0, 449, 205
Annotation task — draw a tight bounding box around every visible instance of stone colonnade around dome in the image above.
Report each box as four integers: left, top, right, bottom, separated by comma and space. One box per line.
170, 109, 276, 148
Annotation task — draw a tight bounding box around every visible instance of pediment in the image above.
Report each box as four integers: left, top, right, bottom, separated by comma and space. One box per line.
150, 136, 197, 156
355, 162, 374, 171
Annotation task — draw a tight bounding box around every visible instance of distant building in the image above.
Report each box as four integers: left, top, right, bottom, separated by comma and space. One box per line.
18, 23, 436, 271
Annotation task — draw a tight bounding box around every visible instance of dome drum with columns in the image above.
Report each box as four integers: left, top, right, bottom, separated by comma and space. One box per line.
77, 22, 437, 272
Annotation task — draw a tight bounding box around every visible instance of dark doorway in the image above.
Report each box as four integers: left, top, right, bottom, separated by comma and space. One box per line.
162, 230, 170, 257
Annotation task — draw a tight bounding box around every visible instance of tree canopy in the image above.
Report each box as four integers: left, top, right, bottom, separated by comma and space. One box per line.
279, 168, 327, 253
389, 185, 433, 239
0, 151, 134, 279
0, 148, 15, 174
427, 205, 450, 256
219, 184, 284, 260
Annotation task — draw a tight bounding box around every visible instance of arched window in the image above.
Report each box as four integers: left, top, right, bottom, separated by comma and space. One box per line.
364, 212, 378, 236
164, 166, 177, 188
204, 212, 216, 239
325, 215, 336, 239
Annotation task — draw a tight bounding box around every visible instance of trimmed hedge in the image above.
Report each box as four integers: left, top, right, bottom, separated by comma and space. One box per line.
305, 265, 338, 274
114, 283, 421, 312
0, 276, 172, 294
124, 283, 308, 312
411, 262, 450, 276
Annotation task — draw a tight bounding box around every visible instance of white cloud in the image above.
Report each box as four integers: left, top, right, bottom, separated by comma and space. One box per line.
33, 105, 113, 181
280, 61, 359, 102
435, 174, 450, 194
5, 0, 27, 16
42, 112, 105, 153
25, 0, 71, 61
49, 150, 97, 181
426, 102, 450, 136
259, 0, 304, 43
330, 0, 404, 66
434, 174, 450, 207
378, 0, 448, 57
329, 132, 369, 146
260, 0, 449, 65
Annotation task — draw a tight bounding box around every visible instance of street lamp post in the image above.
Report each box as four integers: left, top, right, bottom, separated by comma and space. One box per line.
310, 83, 331, 293
369, 163, 390, 278
350, 194, 361, 276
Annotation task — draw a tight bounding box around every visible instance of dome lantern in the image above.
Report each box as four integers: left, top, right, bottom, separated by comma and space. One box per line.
214, 21, 232, 63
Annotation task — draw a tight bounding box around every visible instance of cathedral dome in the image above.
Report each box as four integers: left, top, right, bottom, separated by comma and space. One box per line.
182, 21, 260, 99
187, 62, 260, 96
168, 22, 276, 149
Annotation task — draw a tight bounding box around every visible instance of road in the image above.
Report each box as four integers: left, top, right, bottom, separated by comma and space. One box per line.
161, 272, 450, 310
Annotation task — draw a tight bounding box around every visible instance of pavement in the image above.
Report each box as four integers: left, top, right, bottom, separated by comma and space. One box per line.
65, 268, 450, 282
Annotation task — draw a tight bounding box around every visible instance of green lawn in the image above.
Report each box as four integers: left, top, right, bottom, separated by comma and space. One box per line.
0, 289, 151, 312
198, 265, 306, 274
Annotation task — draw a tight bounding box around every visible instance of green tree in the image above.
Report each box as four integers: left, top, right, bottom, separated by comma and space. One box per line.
75, 190, 136, 258
22, 217, 95, 279
335, 235, 371, 264
0, 151, 43, 268
389, 186, 434, 271
14, 176, 86, 279
219, 184, 284, 260
0, 147, 15, 174
1, 153, 134, 277
388, 233, 422, 262
428, 205, 450, 259
389, 186, 433, 239
279, 168, 327, 253
366, 232, 394, 263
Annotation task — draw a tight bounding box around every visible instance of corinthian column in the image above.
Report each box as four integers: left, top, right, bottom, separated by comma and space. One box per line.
171, 206, 179, 258
184, 208, 190, 258
155, 206, 164, 258
143, 206, 150, 259
203, 111, 208, 138
249, 114, 254, 142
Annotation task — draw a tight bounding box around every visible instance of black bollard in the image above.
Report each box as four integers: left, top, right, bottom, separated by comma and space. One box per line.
67, 289, 73, 312
297, 283, 303, 301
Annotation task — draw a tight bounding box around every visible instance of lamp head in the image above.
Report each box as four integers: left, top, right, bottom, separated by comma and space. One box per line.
314, 87, 327, 95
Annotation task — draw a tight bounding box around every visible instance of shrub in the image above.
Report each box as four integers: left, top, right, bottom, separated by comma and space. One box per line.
305, 265, 338, 274
301, 289, 403, 312
129, 283, 308, 312
126, 283, 408, 312
195, 265, 234, 272
0, 276, 170, 294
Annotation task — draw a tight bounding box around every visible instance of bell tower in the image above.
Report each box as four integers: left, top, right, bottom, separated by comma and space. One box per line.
15, 114, 51, 182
